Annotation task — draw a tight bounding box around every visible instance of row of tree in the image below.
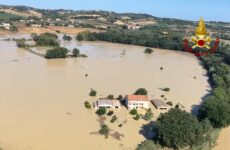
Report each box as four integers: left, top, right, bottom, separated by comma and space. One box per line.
76, 27, 184, 50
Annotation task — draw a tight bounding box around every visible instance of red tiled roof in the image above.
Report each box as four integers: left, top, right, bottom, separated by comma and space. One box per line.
127, 95, 149, 101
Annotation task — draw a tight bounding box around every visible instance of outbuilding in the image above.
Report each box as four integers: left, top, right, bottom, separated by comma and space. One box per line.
93, 99, 121, 110
151, 99, 169, 110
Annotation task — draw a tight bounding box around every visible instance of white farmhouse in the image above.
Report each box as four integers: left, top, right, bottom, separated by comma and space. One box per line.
125, 95, 149, 110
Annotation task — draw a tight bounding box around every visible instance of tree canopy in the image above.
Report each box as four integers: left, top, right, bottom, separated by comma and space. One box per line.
134, 88, 148, 95
45, 47, 68, 59
33, 33, 59, 46
155, 108, 211, 149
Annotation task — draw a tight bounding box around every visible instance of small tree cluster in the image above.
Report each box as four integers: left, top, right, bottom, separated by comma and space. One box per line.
96, 107, 106, 116
144, 109, 153, 121
99, 124, 109, 138
63, 34, 72, 41
45, 47, 68, 59
130, 109, 138, 115
73, 48, 80, 57
110, 115, 118, 123
84, 101, 91, 109
144, 48, 154, 54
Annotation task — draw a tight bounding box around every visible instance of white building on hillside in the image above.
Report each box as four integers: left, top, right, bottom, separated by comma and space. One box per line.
0, 23, 11, 30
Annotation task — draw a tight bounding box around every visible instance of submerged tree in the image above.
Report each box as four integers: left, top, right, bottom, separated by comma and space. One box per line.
99, 124, 109, 138
134, 88, 148, 95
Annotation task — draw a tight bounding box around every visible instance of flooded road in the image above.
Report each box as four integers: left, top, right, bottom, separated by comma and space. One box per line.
0, 35, 210, 150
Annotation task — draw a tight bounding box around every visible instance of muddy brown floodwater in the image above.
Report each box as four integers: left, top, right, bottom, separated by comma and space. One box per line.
0, 34, 211, 150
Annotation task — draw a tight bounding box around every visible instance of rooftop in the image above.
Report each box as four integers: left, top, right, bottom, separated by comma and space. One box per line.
151, 99, 168, 108
127, 95, 149, 101
97, 99, 120, 106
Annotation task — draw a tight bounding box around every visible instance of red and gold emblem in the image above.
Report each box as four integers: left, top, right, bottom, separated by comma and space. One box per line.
183, 17, 219, 57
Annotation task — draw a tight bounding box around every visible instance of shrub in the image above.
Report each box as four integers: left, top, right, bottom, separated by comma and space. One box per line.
134, 88, 148, 95
134, 114, 140, 120
107, 110, 114, 116
45, 47, 68, 59
144, 48, 154, 54
73, 48, 80, 57
76, 34, 83, 41
99, 124, 109, 138
84, 101, 91, 109
107, 94, 114, 100
63, 34, 72, 41
118, 124, 123, 127
162, 87, 170, 92
166, 101, 173, 106
144, 109, 153, 121
96, 107, 106, 116
89, 89, 97, 96
110, 115, 118, 123
130, 109, 137, 115
117, 95, 123, 100
16, 38, 27, 48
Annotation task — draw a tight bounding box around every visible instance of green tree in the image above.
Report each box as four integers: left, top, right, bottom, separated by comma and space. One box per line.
63, 34, 72, 41
89, 89, 97, 96
107, 94, 114, 100
33, 32, 59, 46
144, 48, 154, 54
99, 124, 109, 138
45, 47, 68, 59
155, 108, 208, 149
134, 114, 140, 120
198, 96, 230, 128
134, 88, 148, 95
16, 38, 27, 48
144, 109, 153, 121
84, 101, 91, 109
110, 115, 118, 123
76, 34, 84, 41
130, 109, 137, 115
96, 107, 106, 116
73, 48, 80, 57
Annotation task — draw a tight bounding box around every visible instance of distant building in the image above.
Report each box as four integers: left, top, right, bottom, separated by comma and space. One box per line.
67, 25, 74, 28
0, 23, 11, 30
125, 95, 149, 109
31, 24, 42, 28
114, 20, 125, 26
127, 24, 141, 30
151, 99, 169, 110
93, 99, 121, 110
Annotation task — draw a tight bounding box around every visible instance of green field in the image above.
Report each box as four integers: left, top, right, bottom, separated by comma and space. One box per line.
0, 12, 24, 21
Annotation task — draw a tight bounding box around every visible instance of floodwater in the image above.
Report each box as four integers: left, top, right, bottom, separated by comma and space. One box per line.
0, 34, 211, 150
